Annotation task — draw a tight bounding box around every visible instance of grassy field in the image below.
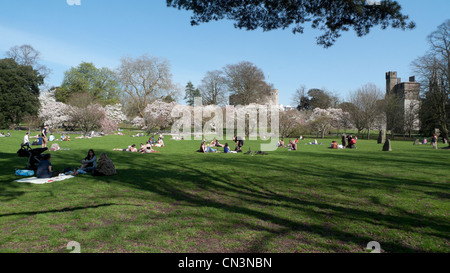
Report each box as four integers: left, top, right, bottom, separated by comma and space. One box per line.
0, 131, 449, 253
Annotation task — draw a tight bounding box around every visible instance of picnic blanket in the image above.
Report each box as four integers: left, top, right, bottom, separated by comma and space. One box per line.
15, 175, 75, 184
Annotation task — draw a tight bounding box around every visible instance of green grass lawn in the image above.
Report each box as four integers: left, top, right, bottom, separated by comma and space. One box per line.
0, 131, 449, 253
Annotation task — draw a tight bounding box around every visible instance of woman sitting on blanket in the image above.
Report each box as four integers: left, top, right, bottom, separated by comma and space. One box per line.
36, 154, 59, 178
113, 144, 138, 152
77, 149, 97, 173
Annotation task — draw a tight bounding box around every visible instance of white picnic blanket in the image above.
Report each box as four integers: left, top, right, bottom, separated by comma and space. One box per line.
15, 175, 75, 184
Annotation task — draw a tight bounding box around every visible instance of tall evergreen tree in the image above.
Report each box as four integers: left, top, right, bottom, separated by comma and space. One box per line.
184, 81, 201, 106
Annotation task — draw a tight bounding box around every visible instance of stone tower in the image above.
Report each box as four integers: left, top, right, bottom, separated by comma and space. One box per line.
385, 71, 420, 131
267, 89, 279, 105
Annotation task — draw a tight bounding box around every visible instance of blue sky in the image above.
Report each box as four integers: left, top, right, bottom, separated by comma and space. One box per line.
0, 0, 449, 106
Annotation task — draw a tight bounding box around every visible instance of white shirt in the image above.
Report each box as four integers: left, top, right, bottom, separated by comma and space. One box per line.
24, 134, 29, 144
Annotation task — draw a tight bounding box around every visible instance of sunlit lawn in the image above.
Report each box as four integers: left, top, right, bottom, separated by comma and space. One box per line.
0, 131, 449, 253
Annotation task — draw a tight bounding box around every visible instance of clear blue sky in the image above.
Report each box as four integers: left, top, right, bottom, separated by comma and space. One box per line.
0, 0, 449, 106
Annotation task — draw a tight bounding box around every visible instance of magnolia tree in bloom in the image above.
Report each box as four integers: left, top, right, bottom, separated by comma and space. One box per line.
279, 109, 307, 138
104, 103, 128, 123
100, 103, 128, 134
131, 100, 179, 135
38, 91, 70, 129
308, 108, 349, 138
38, 91, 127, 134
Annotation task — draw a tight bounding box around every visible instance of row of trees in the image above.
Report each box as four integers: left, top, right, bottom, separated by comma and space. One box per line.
287, 20, 450, 139
3, 20, 447, 139
184, 61, 273, 107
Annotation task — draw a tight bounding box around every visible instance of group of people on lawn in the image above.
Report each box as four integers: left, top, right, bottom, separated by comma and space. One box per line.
277, 138, 299, 150
113, 136, 165, 153
36, 148, 116, 178
36, 149, 98, 178
197, 136, 243, 153
0, 132, 11, 137
277, 135, 357, 150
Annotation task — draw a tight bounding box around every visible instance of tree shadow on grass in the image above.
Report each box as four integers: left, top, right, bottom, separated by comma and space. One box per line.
1, 147, 448, 252
0, 203, 142, 218
101, 155, 449, 252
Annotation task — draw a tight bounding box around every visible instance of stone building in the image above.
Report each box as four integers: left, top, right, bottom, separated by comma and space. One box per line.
385, 71, 421, 131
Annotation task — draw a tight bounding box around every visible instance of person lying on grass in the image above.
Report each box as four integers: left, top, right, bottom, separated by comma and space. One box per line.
141, 141, 160, 154
113, 144, 138, 152
36, 154, 59, 178
212, 139, 225, 148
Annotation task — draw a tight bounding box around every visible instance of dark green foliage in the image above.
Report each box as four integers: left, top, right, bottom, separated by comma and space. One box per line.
0, 58, 43, 128
184, 81, 201, 106
167, 0, 415, 47
55, 62, 120, 105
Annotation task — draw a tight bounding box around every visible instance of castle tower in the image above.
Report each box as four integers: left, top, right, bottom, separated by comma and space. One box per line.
386, 71, 397, 96
385, 71, 420, 132
269, 89, 279, 105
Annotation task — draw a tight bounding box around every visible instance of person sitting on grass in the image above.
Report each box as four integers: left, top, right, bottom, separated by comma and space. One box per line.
329, 141, 338, 149
92, 153, 117, 176
277, 139, 285, 147
32, 135, 43, 146
153, 137, 165, 147
141, 141, 160, 153
197, 141, 217, 153
62, 134, 70, 141
224, 143, 230, 153
77, 149, 97, 173
36, 154, 59, 178
233, 136, 244, 152
288, 140, 297, 151
113, 144, 138, 152
347, 137, 357, 149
